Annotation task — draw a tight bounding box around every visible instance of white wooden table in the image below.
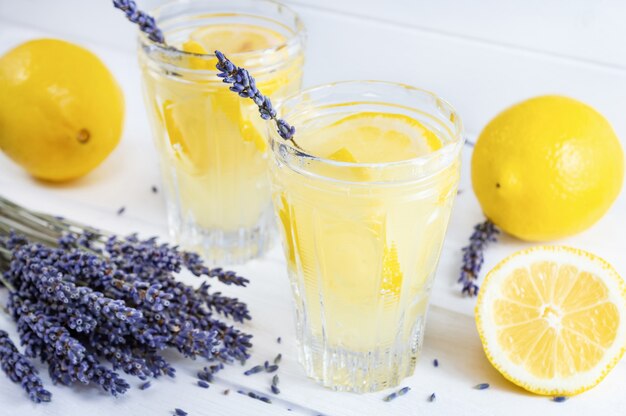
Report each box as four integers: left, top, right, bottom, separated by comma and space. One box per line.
0, 1, 625, 415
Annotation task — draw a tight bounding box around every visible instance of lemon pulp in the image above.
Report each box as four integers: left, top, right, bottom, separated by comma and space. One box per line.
476, 246, 626, 396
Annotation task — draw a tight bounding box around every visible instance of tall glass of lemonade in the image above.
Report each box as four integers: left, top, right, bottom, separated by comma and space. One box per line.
270, 82, 463, 392
139, 0, 305, 264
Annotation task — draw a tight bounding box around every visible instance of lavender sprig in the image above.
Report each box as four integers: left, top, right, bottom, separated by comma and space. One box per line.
458, 220, 499, 296
0, 330, 51, 403
111, 1, 298, 143
0, 196, 253, 402
112, 0, 164, 44
215, 51, 296, 141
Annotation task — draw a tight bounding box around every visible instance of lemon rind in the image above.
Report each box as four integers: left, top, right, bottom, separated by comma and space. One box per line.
475, 245, 626, 396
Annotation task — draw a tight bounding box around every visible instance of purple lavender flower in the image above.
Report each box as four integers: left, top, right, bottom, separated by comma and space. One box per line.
112, 0, 164, 44
11, 297, 129, 396
0, 330, 51, 403
0, 196, 254, 403
215, 51, 296, 141
200, 285, 250, 323
458, 220, 499, 296
16, 309, 86, 365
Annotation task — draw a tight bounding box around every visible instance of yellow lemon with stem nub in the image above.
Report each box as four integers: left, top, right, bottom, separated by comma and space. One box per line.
476, 246, 626, 396
0, 39, 124, 181
472, 96, 624, 241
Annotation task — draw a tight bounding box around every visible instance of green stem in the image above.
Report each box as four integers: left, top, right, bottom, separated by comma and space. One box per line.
0, 195, 108, 239
0, 260, 15, 293
0, 199, 62, 237
0, 217, 58, 246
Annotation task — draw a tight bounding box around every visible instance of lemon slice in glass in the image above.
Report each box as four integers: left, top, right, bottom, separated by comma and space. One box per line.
300, 112, 443, 164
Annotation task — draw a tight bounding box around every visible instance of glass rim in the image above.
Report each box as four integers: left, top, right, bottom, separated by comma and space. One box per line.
139, 0, 306, 71
270, 80, 464, 171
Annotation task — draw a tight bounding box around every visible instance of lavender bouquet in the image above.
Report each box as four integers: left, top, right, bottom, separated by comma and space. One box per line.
0, 195, 252, 402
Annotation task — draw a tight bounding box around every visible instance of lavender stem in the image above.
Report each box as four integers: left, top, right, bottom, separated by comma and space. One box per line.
458, 220, 499, 296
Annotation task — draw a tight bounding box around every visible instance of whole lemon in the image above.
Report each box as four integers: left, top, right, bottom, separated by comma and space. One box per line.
0, 39, 124, 181
472, 96, 624, 241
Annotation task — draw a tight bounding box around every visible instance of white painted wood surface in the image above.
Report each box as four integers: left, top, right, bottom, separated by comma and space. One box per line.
0, 1, 625, 415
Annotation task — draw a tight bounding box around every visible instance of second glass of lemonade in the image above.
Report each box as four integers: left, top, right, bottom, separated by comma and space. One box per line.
139, 0, 305, 264
270, 82, 463, 392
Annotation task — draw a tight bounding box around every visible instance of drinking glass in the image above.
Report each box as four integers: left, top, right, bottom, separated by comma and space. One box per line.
269, 81, 463, 392
139, 0, 305, 264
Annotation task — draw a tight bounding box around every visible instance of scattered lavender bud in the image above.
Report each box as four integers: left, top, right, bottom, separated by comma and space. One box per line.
433, 359, 439, 367
117, 206, 126, 215
266, 365, 279, 373
277, 337, 281, 344
383, 386, 411, 402
197, 366, 219, 383
271, 385, 280, 395
397, 386, 411, 396
139, 381, 151, 390
264, 360, 269, 370
174, 409, 188, 416
474, 383, 490, 390
459, 220, 499, 296
244, 365, 264, 376
273, 353, 282, 365
272, 374, 279, 386
384, 392, 397, 402
223, 389, 230, 395
238, 389, 272, 404
553, 396, 568, 403
383, 392, 397, 402
151, 186, 158, 194
429, 393, 436, 402
197, 380, 210, 389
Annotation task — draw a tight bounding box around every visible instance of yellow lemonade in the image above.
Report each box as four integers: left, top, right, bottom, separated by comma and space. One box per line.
140, 5, 304, 263
269, 82, 462, 392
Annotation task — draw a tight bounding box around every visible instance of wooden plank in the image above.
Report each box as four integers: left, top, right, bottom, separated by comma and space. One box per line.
283, 0, 626, 69
0, 14, 625, 416
3, 0, 625, 68
1, 4, 625, 137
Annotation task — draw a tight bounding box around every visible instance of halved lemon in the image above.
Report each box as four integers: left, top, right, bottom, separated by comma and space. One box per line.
476, 246, 626, 396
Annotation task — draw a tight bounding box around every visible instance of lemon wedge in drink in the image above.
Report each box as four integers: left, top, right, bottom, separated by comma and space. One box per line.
297, 112, 442, 163
297, 112, 443, 181
476, 246, 626, 396
300, 112, 442, 164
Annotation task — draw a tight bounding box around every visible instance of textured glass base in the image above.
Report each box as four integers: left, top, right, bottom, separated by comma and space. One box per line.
296, 315, 426, 393
168, 206, 275, 265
